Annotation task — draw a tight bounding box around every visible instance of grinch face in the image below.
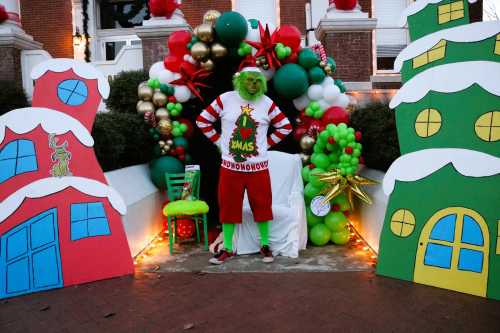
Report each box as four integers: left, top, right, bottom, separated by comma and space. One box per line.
243, 72, 262, 95
234, 71, 267, 101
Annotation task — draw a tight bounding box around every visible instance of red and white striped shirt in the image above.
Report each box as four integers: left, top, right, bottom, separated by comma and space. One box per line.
196, 91, 292, 172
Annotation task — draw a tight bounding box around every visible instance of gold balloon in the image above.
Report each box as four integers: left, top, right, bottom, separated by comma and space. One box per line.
191, 42, 210, 61
201, 59, 215, 71
138, 85, 153, 101
157, 119, 172, 136
152, 91, 167, 107
166, 139, 174, 146
203, 10, 221, 26
299, 153, 310, 165
137, 101, 155, 115
211, 43, 228, 59
300, 135, 316, 151
158, 140, 166, 147
196, 23, 214, 43
155, 108, 170, 120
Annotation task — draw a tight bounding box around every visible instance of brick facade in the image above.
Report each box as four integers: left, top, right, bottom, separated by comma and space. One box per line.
20, 0, 73, 58
182, 0, 232, 27
323, 31, 373, 82
0, 47, 22, 84
280, 0, 308, 34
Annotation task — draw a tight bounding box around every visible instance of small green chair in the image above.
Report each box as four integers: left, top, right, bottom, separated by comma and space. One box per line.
162, 172, 209, 254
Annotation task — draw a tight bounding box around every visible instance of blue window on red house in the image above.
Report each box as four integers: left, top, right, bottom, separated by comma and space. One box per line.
0, 139, 38, 184
70, 202, 111, 241
57, 79, 88, 106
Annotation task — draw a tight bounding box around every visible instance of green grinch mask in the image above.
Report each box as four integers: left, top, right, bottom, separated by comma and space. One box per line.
233, 71, 267, 101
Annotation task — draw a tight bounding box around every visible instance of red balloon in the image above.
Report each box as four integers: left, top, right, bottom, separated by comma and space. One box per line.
179, 60, 198, 76
333, 0, 357, 10
293, 125, 308, 142
273, 24, 302, 52
309, 119, 325, 134
179, 118, 194, 138
168, 30, 192, 57
322, 106, 349, 126
149, 0, 178, 18
164, 55, 181, 72
284, 52, 299, 64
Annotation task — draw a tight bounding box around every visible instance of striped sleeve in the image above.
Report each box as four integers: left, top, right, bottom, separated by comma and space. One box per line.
267, 102, 292, 147
196, 96, 223, 144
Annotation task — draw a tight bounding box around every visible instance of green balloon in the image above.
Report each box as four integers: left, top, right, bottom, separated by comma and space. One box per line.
305, 107, 314, 117
309, 224, 332, 246
331, 229, 350, 245
324, 211, 348, 232
167, 102, 175, 111
160, 84, 170, 94
304, 182, 322, 200
327, 57, 337, 73
214, 11, 248, 47
273, 64, 309, 100
334, 79, 346, 93
306, 207, 324, 227
302, 166, 311, 182
172, 127, 182, 137
319, 130, 329, 142
308, 66, 326, 84
298, 48, 319, 69
311, 153, 329, 169
175, 103, 183, 112
332, 193, 351, 211
149, 156, 184, 190
173, 136, 189, 149
313, 110, 324, 119
309, 168, 325, 188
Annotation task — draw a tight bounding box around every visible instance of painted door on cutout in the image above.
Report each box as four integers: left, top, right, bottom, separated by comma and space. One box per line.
0, 208, 63, 299
414, 207, 489, 297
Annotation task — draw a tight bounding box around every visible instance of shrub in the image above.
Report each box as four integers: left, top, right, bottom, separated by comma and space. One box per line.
0, 81, 29, 115
92, 112, 154, 171
105, 70, 148, 114
350, 103, 400, 172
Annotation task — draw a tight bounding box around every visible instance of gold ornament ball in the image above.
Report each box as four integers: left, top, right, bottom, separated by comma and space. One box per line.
319, 61, 326, 67
138, 85, 153, 101
155, 108, 170, 121
166, 139, 174, 146
196, 23, 215, 43
324, 65, 332, 72
203, 10, 221, 26
152, 91, 167, 107
201, 59, 215, 71
300, 135, 316, 151
299, 153, 311, 165
137, 101, 155, 115
157, 119, 172, 136
158, 140, 166, 147
191, 42, 210, 61
211, 43, 228, 58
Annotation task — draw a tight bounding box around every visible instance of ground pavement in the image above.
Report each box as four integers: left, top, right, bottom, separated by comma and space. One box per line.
1, 242, 499, 332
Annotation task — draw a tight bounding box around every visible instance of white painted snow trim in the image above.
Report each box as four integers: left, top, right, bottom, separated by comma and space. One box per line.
31, 58, 110, 99
399, 0, 477, 27
0, 177, 127, 223
383, 148, 500, 195
389, 61, 500, 109
394, 21, 500, 71
0, 107, 94, 147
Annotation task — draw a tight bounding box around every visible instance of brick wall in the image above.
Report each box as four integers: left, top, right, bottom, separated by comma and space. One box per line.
20, 0, 73, 58
182, 0, 232, 27
0, 48, 22, 84
323, 31, 372, 82
280, 0, 308, 34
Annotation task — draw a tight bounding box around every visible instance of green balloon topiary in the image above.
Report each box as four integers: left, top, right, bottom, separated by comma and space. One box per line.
214, 11, 248, 47
298, 48, 319, 69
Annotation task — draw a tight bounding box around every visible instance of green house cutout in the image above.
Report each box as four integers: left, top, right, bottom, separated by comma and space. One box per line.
400, 0, 475, 42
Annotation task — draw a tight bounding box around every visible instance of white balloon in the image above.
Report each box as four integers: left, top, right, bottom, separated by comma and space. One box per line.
318, 99, 331, 111
323, 84, 341, 103
293, 94, 310, 111
149, 61, 165, 80
307, 84, 323, 101
173, 85, 191, 103
172, 72, 181, 81
321, 76, 334, 88
158, 69, 174, 84
260, 68, 275, 81
332, 93, 350, 108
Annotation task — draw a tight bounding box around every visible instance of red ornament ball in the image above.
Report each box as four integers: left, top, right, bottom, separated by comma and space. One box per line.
327, 137, 335, 145
168, 96, 177, 103
322, 106, 349, 127
272, 24, 302, 52
333, 0, 358, 10
332, 204, 341, 211
345, 147, 353, 155
355, 131, 362, 141
176, 218, 195, 239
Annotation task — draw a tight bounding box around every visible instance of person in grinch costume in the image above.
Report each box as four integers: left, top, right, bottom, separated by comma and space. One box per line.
196, 67, 292, 264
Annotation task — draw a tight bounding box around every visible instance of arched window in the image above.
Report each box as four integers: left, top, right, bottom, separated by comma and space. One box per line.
415, 108, 442, 137
57, 80, 88, 106
0, 140, 38, 183
475, 111, 499, 142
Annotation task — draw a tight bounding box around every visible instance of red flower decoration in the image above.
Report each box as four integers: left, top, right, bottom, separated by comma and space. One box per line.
170, 67, 212, 101
0, 5, 8, 24
245, 23, 282, 70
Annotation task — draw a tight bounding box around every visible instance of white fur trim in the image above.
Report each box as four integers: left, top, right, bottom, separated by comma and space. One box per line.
0, 107, 94, 147
240, 67, 261, 73
31, 58, 110, 99
399, 0, 477, 27
389, 61, 500, 109
0, 177, 127, 223
394, 21, 500, 72
383, 148, 500, 195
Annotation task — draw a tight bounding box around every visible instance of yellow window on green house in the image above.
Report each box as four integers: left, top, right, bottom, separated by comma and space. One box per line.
475, 111, 500, 142
390, 209, 416, 237
413, 40, 447, 69
495, 34, 500, 56
415, 108, 442, 137
438, 0, 464, 24
497, 221, 500, 254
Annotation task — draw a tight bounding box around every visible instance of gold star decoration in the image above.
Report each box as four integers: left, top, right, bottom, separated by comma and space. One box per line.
240, 104, 254, 115
316, 169, 378, 208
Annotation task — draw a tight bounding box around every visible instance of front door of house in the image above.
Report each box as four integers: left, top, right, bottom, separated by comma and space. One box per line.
0, 208, 63, 299
414, 207, 489, 297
